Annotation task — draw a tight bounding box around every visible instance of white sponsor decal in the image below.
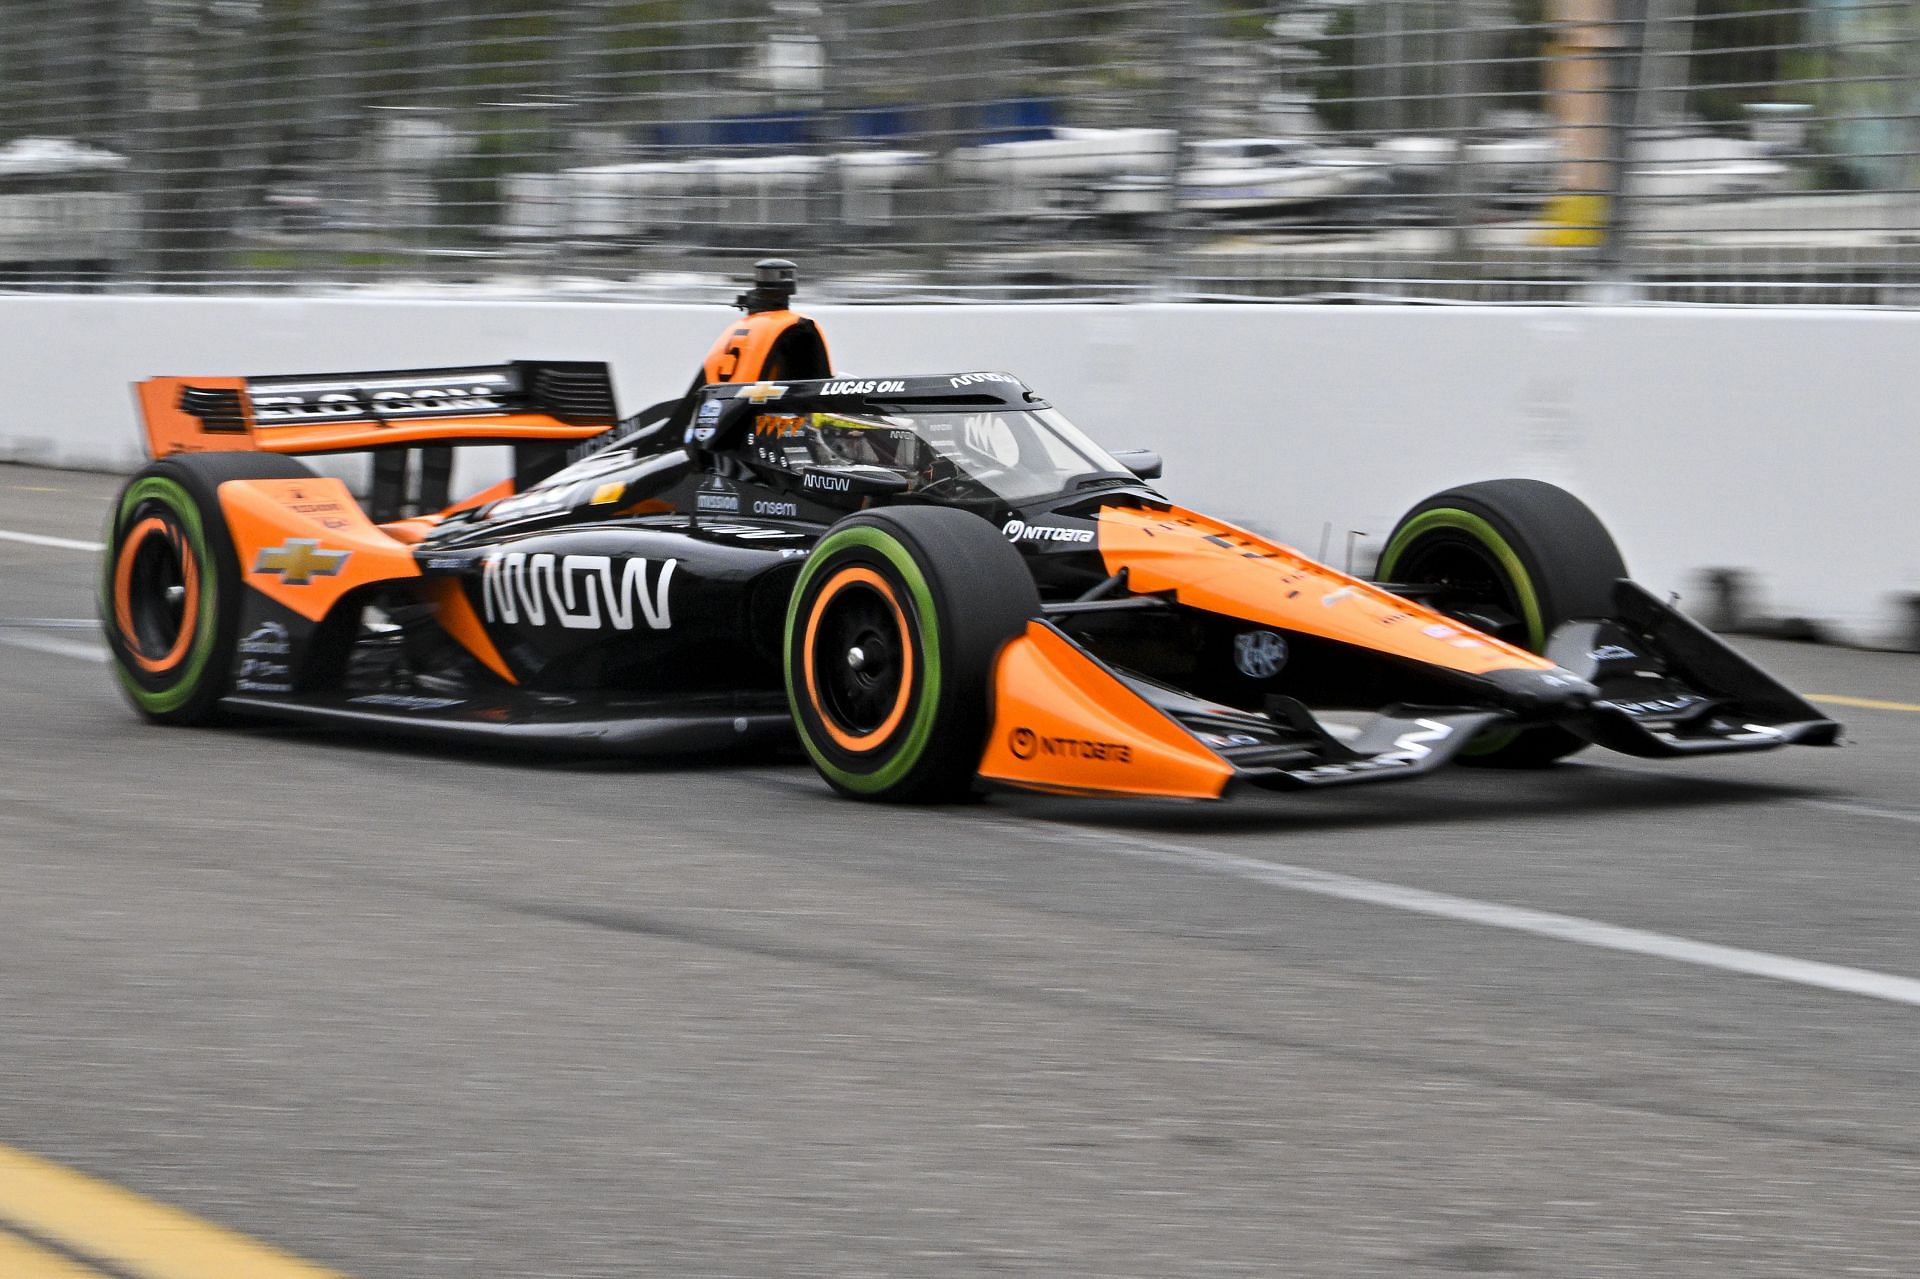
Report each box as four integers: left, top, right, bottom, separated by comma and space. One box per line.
481, 551, 676, 631
234, 655, 293, 693
1197, 732, 1264, 749
1601, 694, 1701, 717
1284, 719, 1455, 781
1002, 518, 1094, 545
689, 398, 725, 443
1381, 719, 1454, 763
752, 499, 799, 517
1589, 644, 1639, 662
349, 693, 466, 711
696, 524, 808, 541
239, 621, 290, 655
804, 472, 852, 493
1233, 630, 1288, 679
948, 372, 1019, 388
253, 384, 505, 423
819, 379, 906, 395
963, 415, 1020, 466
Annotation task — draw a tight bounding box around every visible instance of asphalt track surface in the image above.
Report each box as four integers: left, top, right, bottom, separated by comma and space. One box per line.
4, 463, 1919, 1277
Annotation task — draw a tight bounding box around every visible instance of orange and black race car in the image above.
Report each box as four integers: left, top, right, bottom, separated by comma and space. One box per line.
102, 260, 1839, 802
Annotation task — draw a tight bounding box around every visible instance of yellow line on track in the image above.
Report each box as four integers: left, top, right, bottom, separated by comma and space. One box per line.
0, 1227, 108, 1278
1806, 694, 1920, 714
0, 1144, 351, 1279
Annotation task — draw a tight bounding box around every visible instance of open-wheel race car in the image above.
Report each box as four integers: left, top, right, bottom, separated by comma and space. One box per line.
102, 260, 1839, 802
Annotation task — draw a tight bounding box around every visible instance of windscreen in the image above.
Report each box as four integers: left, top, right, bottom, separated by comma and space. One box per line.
765, 406, 1132, 504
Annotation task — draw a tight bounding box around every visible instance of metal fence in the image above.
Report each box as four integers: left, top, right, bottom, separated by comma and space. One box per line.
1, 0, 1915, 304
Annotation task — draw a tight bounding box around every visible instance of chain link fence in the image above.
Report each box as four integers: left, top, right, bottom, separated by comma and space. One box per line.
1, 0, 1915, 304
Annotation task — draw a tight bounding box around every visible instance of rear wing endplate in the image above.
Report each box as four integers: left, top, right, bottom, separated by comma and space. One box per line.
136, 361, 619, 459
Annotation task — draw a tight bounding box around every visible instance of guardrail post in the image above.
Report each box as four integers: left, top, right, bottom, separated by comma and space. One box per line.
1158, 0, 1196, 299
1442, 6, 1485, 289
1539, 0, 1632, 280
105, 0, 147, 289
1593, 0, 1659, 299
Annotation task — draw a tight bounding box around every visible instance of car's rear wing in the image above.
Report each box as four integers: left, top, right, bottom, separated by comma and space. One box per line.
136, 361, 619, 460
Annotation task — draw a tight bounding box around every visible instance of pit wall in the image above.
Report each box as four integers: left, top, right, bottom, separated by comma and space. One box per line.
1, 296, 1913, 646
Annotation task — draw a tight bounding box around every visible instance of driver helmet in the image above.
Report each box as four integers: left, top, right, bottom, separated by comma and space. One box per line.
810, 412, 925, 478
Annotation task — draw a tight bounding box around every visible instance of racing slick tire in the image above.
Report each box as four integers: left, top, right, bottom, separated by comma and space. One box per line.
101, 451, 314, 725
1377, 478, 1626, 768
784, 506, 1040, 802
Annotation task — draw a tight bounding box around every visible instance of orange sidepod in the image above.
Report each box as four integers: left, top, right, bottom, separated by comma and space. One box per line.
421, 577, 517, 685
218, 478, 421, 623
1095, 504, 1556, 678
377, 516, 442, 545
979, 621, 1234, 800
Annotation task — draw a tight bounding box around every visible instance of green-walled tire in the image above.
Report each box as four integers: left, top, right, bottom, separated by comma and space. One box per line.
784, 506, 1040, 802
101, 452, 313, 725
1378, 478, 1626, 768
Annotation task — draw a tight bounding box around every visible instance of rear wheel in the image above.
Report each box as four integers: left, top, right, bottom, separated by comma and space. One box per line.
784, 506, 1039, 802
1377, 478, 1626, 767
101, 452, 313, 724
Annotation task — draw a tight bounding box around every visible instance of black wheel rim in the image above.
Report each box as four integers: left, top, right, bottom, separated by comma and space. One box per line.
1392, 533, 1528, 647
811, 581, 906, 737
125, 515, 190, 661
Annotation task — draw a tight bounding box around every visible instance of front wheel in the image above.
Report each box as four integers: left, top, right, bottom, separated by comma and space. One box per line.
784, 506, 1039, 802
1377, 478, 1626, 767
101, 452, 314, 724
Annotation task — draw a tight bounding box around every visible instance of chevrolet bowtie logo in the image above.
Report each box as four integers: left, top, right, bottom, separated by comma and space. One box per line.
253, 538, 350, 585
736, 381, 788, 404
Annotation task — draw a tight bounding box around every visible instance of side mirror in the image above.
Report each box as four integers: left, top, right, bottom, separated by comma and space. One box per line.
799, 464, 911, 503
1111, 449, 1163, 480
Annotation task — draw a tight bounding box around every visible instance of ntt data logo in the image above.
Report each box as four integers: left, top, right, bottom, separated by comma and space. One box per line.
1001, 519, 1093, 545
1007, 726, 1132, 764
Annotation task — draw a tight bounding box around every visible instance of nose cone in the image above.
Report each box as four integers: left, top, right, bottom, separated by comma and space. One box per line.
1481, 666, 1599, 713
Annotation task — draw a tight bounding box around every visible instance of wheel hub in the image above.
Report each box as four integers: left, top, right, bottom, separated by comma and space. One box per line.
812, 585, 908, 737
118, 516, 194, 666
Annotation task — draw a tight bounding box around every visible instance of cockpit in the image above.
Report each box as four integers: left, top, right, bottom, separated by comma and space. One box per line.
752, 404, 1137, 505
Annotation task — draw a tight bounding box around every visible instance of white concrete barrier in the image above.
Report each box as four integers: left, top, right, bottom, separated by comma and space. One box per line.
1, 296, 1913, 645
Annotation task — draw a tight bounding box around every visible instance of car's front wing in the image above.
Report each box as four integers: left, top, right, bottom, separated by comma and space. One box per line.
977, 597, 1840, 801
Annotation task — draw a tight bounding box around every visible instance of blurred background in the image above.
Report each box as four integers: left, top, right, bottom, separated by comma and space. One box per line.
2, 0, 1915, 305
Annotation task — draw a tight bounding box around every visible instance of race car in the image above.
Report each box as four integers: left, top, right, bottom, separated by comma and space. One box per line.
101, 259, 1839, 802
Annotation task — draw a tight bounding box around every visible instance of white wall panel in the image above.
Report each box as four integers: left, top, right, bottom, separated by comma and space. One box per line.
2, 298, 1912, 643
